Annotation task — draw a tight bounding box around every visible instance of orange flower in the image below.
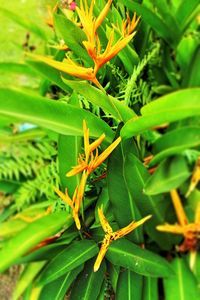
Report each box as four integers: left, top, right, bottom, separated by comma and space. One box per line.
55, 120, 121, 230
66, 120, 121, 177
94, 207, 151, 272
157, 190, 200, 251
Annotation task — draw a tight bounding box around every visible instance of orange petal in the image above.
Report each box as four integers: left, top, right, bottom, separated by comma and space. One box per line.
98, 207, 113, 234
170, 190, 188, 226
94, 236, 110, 272
92, 136, 121, 170
94, 0, 112, 31
54, 187, 73, 208
113, 215, 152, 240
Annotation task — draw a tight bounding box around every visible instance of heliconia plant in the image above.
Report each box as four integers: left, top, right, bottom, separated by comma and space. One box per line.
0, 0, 200, 299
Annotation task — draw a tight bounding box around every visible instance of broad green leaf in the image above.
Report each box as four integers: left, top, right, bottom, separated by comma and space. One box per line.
107, 263, 120, 293
58, 93, 82, 195
17, 231, 78, 264
116, 270, 143, 300
13, 261, 46, 300
27, 60, 72, 93
164, 257, 200, 300
38, 266, 83, 300
107, 138, 143, 243
176, 35, 199, 74
0, 62, 37, 76
54, 14, 92, 65
0, 218, 28, 239
152, 0, 181, 39
0, 8, 48, 40
121, 88, 200, 138
119, 0, 177, 46
0, 88, 114, 142
187, 47, 200, 87
150, 126, 200, 166
63, 79, 136, 122
70, 259, 105, 300
0, 128, 46, 143
39, 240, 98, 285
124, 154, 174, 249
0, 212, 72, 272
175, 0, 200, 31
142, 277, 158, 300
106, 239, 173, 277
144, 155, 191, 195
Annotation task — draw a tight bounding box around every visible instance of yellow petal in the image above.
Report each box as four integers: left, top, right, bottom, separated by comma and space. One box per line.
73, 210, 81, 230
195, 202, 200, 224
66, 163, 87, 177
92, 136, 121, 170
98, 207, 113, 234
27, 53, 95, 81
113, 215, 152, 240
94, 0, 112, 31
89, 133, 105, 153
94, 235, 110, 272
54, 187, 73, 208
170, 190, 188, 226
156, 223, 186, 235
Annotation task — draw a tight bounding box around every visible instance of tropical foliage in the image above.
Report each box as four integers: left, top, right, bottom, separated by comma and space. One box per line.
0, 0, 200, 299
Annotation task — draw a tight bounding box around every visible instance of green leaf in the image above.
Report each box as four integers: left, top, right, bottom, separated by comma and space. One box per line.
13, 261, 46, 300
164, 257, 200, 300
0, 8, 48, 40
38, 266, 83, 300
119, 0, 178, 46
124, 154, 174, 249
107, 138, 143, 243
58, 93, 82, 195
107, 263, 120, 293
121, 88, 200, 138
187, 47, 200, 88
0, 62, 37, 76
142, 277, 158, 300
144, 156, 191, 195
54, 14, 92, 65
0, 212, 72, 272
27, 60, 72, 93
150, 126, 200, 166
39, 240, 98, 285
0, 88, 114, 142
175, 0, 200, 31
106, 239, 173, 277
63, 79, 136, 122
70, 259, 105, 300
152, 0, 181, 39
116, 270, 143, 300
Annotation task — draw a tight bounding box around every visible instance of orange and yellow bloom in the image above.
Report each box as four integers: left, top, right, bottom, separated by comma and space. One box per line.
157, 189, 200, 252
29, 0, 139, 90
94, 207, 151, 272
55, 120, 121, 230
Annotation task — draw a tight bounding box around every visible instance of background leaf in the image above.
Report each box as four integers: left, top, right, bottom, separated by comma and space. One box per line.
106, 239, 173, 278
0, 88, 114, 141
164, 257, 200, 300
144, 155, 191, 195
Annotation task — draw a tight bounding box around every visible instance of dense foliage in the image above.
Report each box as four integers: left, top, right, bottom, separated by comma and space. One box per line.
0, 0, 200, 299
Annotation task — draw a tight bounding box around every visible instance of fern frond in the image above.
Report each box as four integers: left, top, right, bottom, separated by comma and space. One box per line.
0, 139, 57, 181
124, 42, 160, 106
14, 160, 59, 210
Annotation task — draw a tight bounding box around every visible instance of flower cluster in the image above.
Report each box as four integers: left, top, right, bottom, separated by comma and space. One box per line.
157, 189, 200, 252
55, 120, 121, 230
94, 207, 151, 272
30, 0, 139, 90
